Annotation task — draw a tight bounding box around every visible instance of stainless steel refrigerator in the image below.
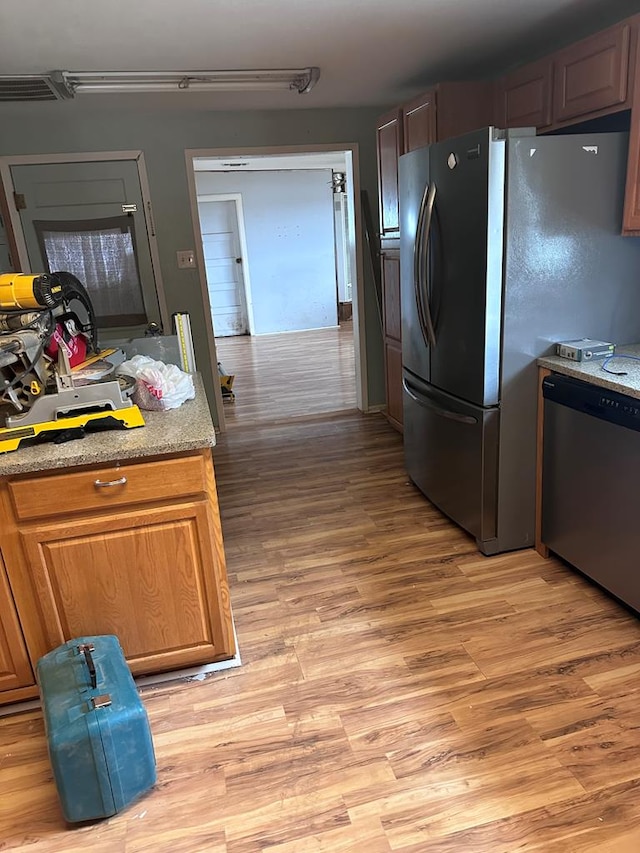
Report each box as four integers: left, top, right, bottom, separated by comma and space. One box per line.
399, 126, 640, 555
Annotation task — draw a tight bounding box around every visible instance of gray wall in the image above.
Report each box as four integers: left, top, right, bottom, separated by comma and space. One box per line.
0, 104, 385, 425
0, 214, 10, 272
196, 169, 338, 335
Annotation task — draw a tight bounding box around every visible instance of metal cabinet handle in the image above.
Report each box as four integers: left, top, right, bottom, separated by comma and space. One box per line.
94, 476, 128, 488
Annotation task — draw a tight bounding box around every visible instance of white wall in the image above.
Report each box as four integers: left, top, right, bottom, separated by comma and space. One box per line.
196, 169, 337, 335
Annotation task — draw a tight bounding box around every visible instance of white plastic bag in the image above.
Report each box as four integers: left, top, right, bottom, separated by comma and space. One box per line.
116, 355, 195, 411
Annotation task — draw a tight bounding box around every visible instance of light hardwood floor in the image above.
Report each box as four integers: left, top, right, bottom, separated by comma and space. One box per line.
2, 330, 640, 851
214, 323, 357, 426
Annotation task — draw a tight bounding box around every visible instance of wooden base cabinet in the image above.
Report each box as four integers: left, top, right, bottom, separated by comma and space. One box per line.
384, 340, 404, 430
0, 551, 34, 695
0, 449, 235, 705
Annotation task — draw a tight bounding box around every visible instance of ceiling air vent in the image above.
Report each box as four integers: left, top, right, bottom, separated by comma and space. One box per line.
0, 74, 74, 102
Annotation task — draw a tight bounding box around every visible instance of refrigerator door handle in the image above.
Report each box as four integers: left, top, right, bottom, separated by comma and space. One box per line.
420, 183, 437, 348
403, 378, 478, 424
413, 183, 431, 347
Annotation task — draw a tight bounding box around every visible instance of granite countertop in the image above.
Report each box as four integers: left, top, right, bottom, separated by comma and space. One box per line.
538, 343, 640, 400
0, 374, 216, 477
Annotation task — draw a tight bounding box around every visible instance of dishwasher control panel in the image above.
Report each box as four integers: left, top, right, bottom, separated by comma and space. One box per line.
599, 394, 640, 417
543, 374, 640, 431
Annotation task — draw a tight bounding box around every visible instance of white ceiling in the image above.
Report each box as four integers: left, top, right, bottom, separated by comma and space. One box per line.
194, 152, 347, 171
0, 0, 638, 112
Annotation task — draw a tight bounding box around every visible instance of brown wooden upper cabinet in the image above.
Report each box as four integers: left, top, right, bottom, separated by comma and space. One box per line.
553, 21, 632, 123
402, 82, 494, 152
623, 57, 640, 234
496, 57, 553, 129
435, 81, 494, 141
376, 108, 404, 240
403, 89, 437, 153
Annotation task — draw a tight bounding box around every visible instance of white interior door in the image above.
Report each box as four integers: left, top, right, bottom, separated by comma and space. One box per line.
10, 160, 161, 337
197, 199, 248, 337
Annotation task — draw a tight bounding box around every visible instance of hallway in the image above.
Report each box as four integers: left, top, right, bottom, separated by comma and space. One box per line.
214, 322, 357, 427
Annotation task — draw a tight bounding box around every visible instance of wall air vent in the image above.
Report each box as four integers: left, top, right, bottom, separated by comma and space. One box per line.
0, 74, 74, 102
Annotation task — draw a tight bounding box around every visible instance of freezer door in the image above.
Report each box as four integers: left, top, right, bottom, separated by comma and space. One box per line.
403, 370, 499, 551
399, 146, 433, 383
428, 129, 506, 406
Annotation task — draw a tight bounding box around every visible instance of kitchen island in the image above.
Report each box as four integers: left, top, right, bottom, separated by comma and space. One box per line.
0, 377, 236, 706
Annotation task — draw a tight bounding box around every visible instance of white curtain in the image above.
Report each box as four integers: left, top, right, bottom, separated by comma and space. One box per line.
35, 218, 146, 326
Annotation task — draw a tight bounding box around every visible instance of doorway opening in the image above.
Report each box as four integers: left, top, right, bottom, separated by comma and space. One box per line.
197, 193, 253, 337
0, 151, 169, 340
186, 145, 366, 431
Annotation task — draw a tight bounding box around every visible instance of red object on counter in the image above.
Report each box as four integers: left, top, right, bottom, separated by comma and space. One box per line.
45, 322, 88, 367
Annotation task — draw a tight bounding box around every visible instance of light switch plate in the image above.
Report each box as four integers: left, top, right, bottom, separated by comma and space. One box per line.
177, 249, 196, 269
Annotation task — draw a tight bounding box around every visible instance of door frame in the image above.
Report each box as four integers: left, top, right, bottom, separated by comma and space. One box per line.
0, 150, 170, 332
185, 144, 367, 429
197, 193, 255, 336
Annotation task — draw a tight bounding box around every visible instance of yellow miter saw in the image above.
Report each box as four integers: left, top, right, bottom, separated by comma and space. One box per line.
0, 271, 144, 453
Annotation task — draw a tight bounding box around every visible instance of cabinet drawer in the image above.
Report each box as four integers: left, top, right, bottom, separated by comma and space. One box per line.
9, 454, 207, 521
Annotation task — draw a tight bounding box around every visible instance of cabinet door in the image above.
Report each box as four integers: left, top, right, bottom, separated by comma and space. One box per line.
0, 550, 34, 692
382, 251, 401, 343
553, 22, 631, 122
376, 109, 403, 239
382, 250, 403, 431
436, 81, 494, 141
498, 58, 553, 128
623, 60, 640, 234
384, 340, 404, 432
403, 90, 437, 153
19, 501, 235, 675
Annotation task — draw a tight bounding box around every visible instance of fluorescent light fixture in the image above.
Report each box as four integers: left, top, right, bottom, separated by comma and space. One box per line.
59, 68, 320, 95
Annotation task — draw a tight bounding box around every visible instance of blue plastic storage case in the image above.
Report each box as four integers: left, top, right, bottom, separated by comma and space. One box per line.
36, 635, 156, 822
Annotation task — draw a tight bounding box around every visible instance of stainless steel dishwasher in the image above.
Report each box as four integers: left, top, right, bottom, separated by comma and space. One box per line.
542, 373, 640, 613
